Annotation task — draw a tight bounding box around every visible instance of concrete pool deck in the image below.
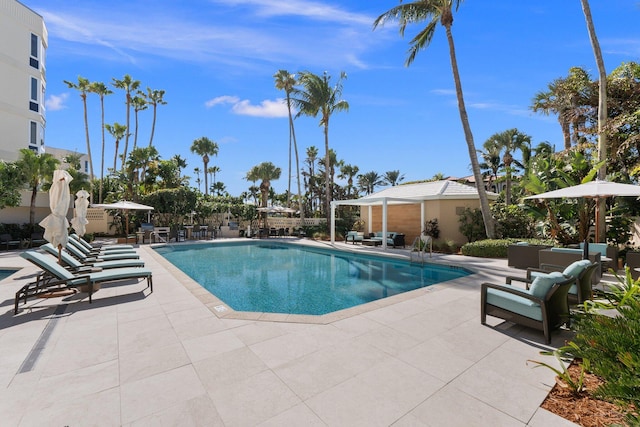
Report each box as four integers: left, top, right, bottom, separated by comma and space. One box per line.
0, 239, 578, 426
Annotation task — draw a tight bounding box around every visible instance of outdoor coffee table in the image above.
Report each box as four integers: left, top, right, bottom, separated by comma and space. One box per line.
362, 239, 381, 246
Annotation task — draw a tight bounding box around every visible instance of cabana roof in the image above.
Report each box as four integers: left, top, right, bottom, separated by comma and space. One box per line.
332, 180, 499, 207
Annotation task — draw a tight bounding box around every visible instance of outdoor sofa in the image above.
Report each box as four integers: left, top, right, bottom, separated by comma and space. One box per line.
345, 231, 364, 244
507, 243, 552, 269
370, 232, 406, 248
538, 248, 601, 284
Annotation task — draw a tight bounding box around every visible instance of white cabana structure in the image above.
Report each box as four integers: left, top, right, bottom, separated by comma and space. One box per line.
331, 180, 499, 249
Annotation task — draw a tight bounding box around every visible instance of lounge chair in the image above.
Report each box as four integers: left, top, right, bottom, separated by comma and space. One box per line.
481, 271, 574, 344
16, 250, 152, 314
64, 240, 140, 262
41, 243, 145, 271
29, 232, 46, 248
67, 237, 138, 257
1, 233, 21, 250
71, 233, 133, 251
509, 260, 599, 305
345, 231, 364, 244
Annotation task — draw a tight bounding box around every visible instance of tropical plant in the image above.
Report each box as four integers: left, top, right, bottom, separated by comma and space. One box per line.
193, 167, 202, 191
458, 207, 486, 243
88, 81, 113, 203
64, 76, 95, 185
0, 161, 24, 209
142, 87, 166, 147
423, 218, 440, 239
357, 171, 383, 195
485, 128, 531, 205
105, 122, 127, 172
338, 163, 359, 198
112, 74, 140, 169
384, 170, 405, 187
374, 0, 495, 238
246, 162, 281, 208
190, 137, 218, 196
292, 70, 349, 227
15, 149, 59, 226
477, 138, 503, 193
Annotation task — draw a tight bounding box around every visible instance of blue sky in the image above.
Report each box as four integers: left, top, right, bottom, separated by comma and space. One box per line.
26, 0, 640, 197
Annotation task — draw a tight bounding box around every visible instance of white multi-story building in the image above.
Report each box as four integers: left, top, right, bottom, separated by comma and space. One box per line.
0, 0, 47, 162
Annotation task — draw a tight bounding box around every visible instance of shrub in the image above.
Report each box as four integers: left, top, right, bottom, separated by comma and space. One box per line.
423, 218, 440, 239
491, 203, 535, 239
460, 238, 555, 258
458, 207, 486, 242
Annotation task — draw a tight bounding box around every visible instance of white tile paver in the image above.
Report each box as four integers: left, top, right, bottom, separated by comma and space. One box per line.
0, 241, 578, 426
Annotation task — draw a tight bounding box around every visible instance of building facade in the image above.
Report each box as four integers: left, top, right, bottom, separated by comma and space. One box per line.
0, 0, 47, 162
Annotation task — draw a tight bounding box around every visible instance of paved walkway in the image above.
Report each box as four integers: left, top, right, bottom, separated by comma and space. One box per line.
0, 239, 578, 426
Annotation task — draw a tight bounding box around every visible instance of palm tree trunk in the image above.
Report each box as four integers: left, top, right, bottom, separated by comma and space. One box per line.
122, 94, 131, 170
288, 98, 305, 223
445, 24, 495, 238
581, 0, 608, 242
149, 105, 157, 147
100, 96, 105, 203
82, 96, 94, 187
323, 123, 331, 229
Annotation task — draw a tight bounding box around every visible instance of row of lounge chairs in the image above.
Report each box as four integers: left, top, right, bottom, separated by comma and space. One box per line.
15, 234, 152, 314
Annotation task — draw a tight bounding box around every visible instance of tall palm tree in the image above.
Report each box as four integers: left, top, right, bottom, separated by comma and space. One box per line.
581, 0, 608, 242
305, 146, 319, 212
63, 76, 95, 186
112, 74, 140, 169
143, 88, 167, 147
384, 170, 405, 186
208, 165, 220, 187
358, 171, 383, 195
88, 81, 112, 203
246, 161, 282, 208
190, 137, 218, 196
172, 154, 187, 179
105, 122, 127, 172
130, 95, 147, 150
374, 0, 495, 238
15, 149, 59, 226
274, 70, 306, 223
485, 128, 531, 205
338, 163, 359, 198
293, 71, 349, 227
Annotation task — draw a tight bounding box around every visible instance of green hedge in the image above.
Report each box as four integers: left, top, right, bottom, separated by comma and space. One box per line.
460, 238, 555, 258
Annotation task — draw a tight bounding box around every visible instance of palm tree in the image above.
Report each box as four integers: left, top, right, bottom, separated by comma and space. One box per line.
338, 163, 359, 198
374, 0, 495, 238
485, 128, 531, 205
142, 88, 167, 147
130, 95, 147, 150
477, 139, 502, 192
246, 162, 281, 207
274, 70, 305, 222
112, 74, 140, 169
358, 171, 383, 195
190, 137, 218, 196
88, 81, 112, 203
305, 146, 319, 212
105, 122, 127, 172
293, 71, 349, 227
172, 154, 187, 179
208, 165, 220, 187
63, 76, 94, 186
581, 0, 608, 242
193, 167, 202, 191
15, 149, 59, 226
384, 170, 405, 186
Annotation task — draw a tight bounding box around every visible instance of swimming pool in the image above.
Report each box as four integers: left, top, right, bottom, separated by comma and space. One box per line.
154, 241, 471, 315
0, 269, 19, 281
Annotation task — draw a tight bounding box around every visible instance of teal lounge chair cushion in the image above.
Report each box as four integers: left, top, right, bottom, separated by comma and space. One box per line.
563, 259, 592, 277
485, 285, 542, 321
529, 271, 566, 299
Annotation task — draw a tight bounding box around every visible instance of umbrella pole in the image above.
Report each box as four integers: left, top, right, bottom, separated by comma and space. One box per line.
57, 244, 63, 265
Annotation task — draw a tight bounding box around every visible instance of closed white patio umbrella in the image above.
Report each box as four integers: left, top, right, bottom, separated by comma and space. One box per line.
70, 189, 90, 237
39, 169, 73, 263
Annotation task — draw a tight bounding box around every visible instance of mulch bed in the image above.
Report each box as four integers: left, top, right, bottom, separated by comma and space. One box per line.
541, 361, 628, 426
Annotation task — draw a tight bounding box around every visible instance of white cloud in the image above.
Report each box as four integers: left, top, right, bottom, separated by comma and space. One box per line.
45, 93, 69, 111
206, 95, 288, 118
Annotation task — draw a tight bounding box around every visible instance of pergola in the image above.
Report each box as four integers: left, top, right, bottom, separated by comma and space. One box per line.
330, 180, 499, 250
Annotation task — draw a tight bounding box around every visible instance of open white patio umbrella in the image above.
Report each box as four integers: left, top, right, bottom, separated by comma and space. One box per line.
70, 189, 90, 237
39, 169, 73, 263
525, 179, 640, 242
92, 200, 154, 236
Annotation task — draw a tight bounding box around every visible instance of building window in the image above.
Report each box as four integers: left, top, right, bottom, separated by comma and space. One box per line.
29, 77, 39, 112
30, 121, 37, 145
84, 161, 89, 173
30, 33, 39, 69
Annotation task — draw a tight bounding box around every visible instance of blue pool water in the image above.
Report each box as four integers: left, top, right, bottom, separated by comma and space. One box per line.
0, 269, 19, 281
154, 241, 471, 315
